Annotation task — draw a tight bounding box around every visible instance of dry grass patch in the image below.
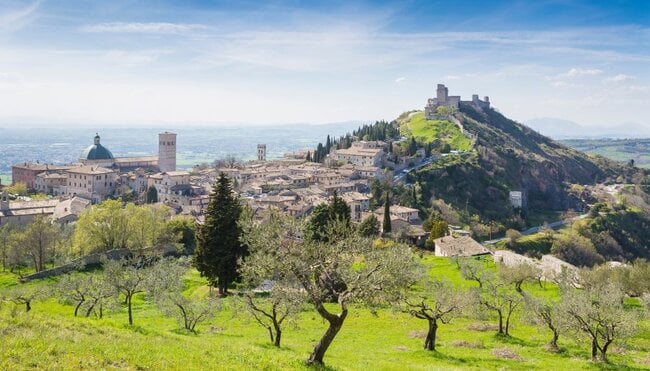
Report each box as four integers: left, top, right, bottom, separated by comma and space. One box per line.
467, 323, 499, 332
451, 340, 484, 349
492, 347, 524, 361
408, 329, 427, 338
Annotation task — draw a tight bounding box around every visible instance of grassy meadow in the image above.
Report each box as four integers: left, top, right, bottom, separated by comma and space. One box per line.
400, 112, 473, 151
1, 255, 649, 370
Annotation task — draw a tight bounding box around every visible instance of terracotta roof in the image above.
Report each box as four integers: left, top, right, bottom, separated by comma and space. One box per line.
66, 166, 116, 175
433, 235, 490, 257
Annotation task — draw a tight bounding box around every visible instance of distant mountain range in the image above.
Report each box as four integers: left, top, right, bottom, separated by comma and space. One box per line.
524, 117, 650, 139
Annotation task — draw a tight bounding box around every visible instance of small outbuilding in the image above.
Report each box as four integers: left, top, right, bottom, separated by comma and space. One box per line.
433, 235, 491, 257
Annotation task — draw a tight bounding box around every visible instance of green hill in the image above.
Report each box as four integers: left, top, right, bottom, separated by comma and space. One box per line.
412, 103, 647, 220
399, 112, 473, 151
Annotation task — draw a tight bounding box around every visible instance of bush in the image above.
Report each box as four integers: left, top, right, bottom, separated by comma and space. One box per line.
551, 232, 604, 267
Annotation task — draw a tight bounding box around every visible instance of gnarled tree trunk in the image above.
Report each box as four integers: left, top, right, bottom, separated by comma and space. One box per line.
424, 320, 438, 351
308, 304, 347, 365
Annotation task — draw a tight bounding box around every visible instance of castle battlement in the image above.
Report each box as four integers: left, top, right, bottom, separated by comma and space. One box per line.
424, 84, 490, 119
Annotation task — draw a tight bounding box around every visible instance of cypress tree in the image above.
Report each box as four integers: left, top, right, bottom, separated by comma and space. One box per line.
382, 189, 392, 234
194, 173, 246, 296
146, 186, 158, 204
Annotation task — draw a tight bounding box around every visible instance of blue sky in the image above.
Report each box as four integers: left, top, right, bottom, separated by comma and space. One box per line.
0, 0, 648, 127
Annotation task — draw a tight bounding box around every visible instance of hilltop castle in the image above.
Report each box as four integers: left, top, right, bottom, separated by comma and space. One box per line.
424, 84, 490, 119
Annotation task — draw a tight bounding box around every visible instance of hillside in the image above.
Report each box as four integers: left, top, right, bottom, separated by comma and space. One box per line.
398, 112, 473, 151
1, 256, 649, 369
412, 103, 647, 221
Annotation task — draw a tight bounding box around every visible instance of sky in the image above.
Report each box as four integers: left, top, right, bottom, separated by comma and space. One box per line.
0, 0, 648, 127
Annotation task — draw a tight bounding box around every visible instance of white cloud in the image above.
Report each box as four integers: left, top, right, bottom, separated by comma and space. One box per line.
81, 22, 209, 35
395, 77, 406, 83
564, 68, 603, 77
552, 80, 579, 88
603, 74, 634, 84
443, 75, 460, 80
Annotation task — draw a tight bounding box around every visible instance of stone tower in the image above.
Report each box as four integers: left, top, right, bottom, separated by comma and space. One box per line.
158, 132, 177, 172
257, 144, 267, 161
436, 84, 448, 102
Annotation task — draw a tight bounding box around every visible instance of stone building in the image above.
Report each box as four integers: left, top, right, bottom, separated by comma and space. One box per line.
509, 191, 525, 209
329, 141, 385, 167
148, 171, 191, 203
341, 192, 370, 221
79, 132, 174, 172
424, 84, 490, 119
433, 235, 490, 257
0, 192, 59, 226
158, 132, 177, 172
63, 166, 118, 203
34, 172, 68, 196
11, 163, 73, 190
257, 144, 267, 161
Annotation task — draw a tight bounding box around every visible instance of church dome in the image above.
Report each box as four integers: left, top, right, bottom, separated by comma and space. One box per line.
81, 134, 114, 160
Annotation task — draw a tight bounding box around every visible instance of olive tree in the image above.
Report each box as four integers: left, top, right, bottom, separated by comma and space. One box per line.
458, 259, 521, 336
241, 212, 420, 365
242, 284, 305, 347
523, 293, 565, 351
2, 285, 45, 312
497, 262, 543, 294
559, 283, 638, 362
472, 280, 522, 336
148, 258, 218, 333
402, 279, 469, 351
103, 258, 152, 325
57, 274, 93, 316
57, 273, 115, 318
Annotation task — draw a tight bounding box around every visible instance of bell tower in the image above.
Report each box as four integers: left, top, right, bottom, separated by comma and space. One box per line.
257, 144, 267, 161
158, 132, 177, 172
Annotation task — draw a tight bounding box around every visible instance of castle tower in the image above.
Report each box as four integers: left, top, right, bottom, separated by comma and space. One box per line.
257, 144, 267, 161
158, 132, 177, 172
436, 84, 448, 102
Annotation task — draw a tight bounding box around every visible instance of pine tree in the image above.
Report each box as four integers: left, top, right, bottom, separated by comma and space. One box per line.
382, 189, 392, 234
358, 214, 380, 237
305, 192, 351, 242
194, 173, 246, 296
328, 191, 351, 225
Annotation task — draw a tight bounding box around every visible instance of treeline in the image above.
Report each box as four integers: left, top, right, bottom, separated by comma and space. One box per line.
309, 120, 400, 163
0, 201, 196, 275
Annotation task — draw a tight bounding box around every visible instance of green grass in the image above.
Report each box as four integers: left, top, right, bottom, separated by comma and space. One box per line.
1, 256, 649, 370
495, 234, 553, 258
401, 112, 473, 151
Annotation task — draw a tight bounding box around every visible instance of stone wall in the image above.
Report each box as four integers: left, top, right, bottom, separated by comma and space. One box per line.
20, 248, 131, 281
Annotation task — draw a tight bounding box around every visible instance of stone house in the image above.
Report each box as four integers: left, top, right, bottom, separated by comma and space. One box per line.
433, 235, 490, 257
